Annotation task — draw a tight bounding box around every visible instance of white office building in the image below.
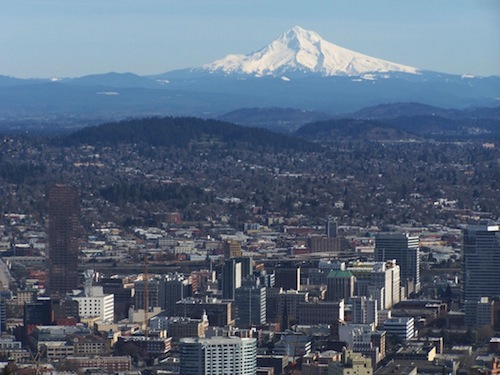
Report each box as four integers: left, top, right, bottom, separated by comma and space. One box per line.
348, 261, 401, 310
383, 317, 415, 341
70, 286, 114, 322
179, 336, 256, 375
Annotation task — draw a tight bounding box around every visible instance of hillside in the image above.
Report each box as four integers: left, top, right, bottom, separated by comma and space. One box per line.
218, 107, 332, 133
295, 119, 417, 141
60, 116, 318, 152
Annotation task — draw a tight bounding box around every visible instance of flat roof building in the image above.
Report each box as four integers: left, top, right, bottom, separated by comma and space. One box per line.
180, 336, 256, 375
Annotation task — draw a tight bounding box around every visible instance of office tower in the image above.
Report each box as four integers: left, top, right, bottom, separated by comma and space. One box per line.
256, 269, 275, 288
463, 225, 500, 325
326, 219, 338, 238
348, 261, 400, 310
179, 336, 257, 375
234, 256, 253, 279
134, 278, 159, 310
47, 184, 79, 296
463, 225, 500, 301
277, 290, 308, 329
69, 286, 114, 322
274, 266, 301, 291
326, 270, 354, 302
100, 277, 133, 321
375, 233, 420, 292
224, 240, 242, 258
222, 259, 242, 299
23, 298, 53, 337
159, 273, 192, 316
235, 277, 266, 327
467, 297, 495, 327
351, 296, 378, 325
190, 270, 216, 294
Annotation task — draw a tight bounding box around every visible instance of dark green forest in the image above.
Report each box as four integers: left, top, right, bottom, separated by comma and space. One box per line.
59, 116, 318, 152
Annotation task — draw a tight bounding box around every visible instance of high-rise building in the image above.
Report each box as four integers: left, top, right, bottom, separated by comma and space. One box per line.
47, 184, 79, 296
222, 259, 242, 300
69, 286, 114, 322
277, 290, 308, 329
375, 233, 420, 292
351, 296, 378, 325
235, 277, 266, 327
326, 270, 354, 302
134, 278, 159, 310
159, 273, 192, 316
23, 297, 53, 337
179, 336, 256, 375
463, 225, 500, 302
348, 261, 400, 310
274, 266, 301, 291
463, 225, 500, 325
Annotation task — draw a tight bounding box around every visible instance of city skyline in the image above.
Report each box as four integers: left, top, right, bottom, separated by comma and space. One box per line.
1, 0, 499, 78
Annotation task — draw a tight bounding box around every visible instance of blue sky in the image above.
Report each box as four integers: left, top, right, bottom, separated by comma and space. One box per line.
1, 0, 499, 78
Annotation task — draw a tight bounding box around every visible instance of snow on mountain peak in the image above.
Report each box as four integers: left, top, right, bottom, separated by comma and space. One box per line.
203, 26, 419, 77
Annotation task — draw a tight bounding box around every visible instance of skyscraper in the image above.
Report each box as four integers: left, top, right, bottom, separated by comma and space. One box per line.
375, 233, 420, 292
47, 185, 79, 296
159, 273, 192, 316
222, 259, 242, 300
463, 225, 500, 325
235, 277, 266, 327
179, 336, 256, 375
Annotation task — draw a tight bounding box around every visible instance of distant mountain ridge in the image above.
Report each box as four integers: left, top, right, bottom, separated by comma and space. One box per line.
0, 26, 499, 127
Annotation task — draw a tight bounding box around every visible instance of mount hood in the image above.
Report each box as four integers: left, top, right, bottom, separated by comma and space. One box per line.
202, 26, 419, 77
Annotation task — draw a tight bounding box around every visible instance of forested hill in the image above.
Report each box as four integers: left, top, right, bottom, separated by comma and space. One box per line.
295, 118, 416, 141
59, 117, 317, 152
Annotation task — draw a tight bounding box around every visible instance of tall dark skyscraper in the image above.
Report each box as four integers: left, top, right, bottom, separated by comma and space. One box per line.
463, 225, 500, 302
47, 185, 79, 296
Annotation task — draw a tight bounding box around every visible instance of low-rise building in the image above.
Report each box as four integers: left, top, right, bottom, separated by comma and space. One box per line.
328, 349, 372, 375
65, 356, 132, 372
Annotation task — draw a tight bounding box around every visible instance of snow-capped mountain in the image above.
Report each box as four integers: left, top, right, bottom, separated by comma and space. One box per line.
203, 26, 419, 77
0, 26, 498, 125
